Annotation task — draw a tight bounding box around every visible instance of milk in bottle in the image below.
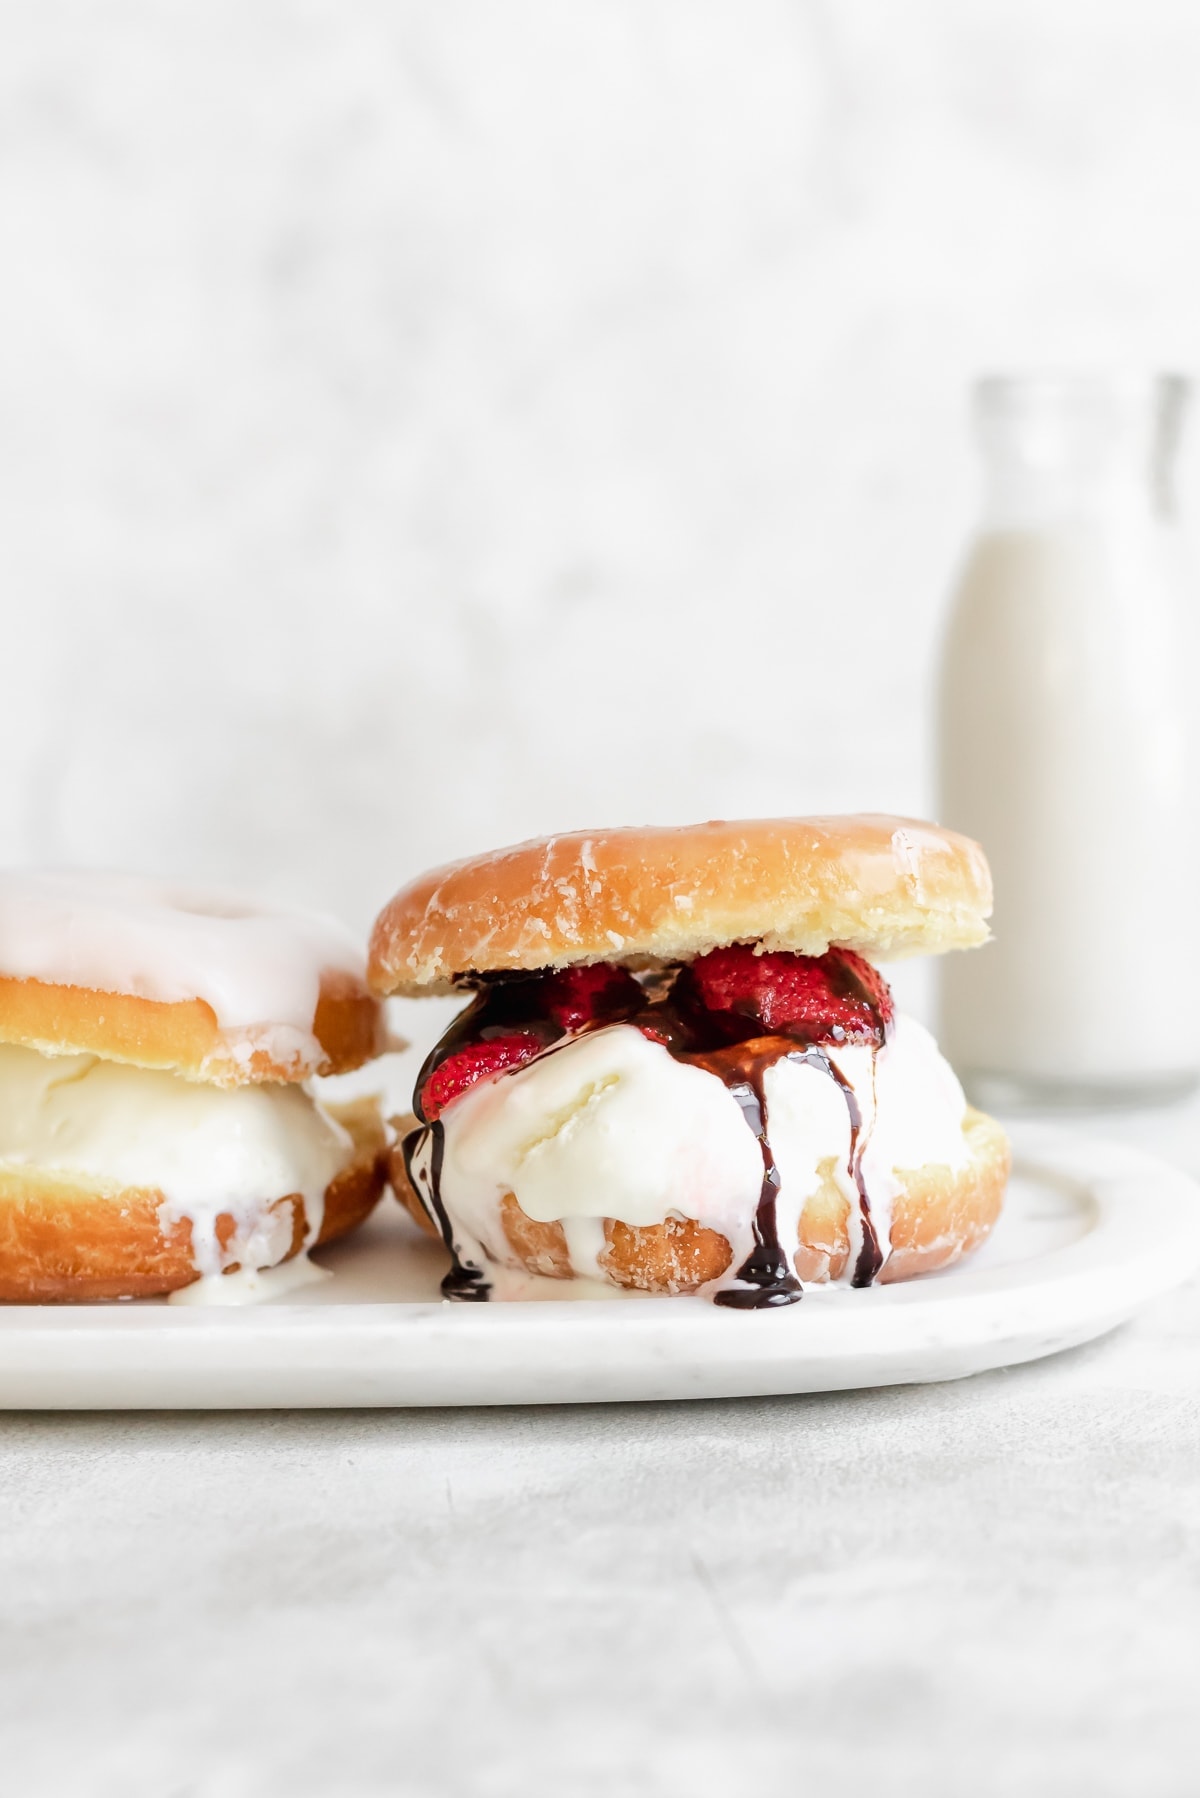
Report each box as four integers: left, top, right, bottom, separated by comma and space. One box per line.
937, 375, 1200, 1105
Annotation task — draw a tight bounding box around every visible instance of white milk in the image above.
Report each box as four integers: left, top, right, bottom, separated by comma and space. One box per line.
937, 376, 1200, 1104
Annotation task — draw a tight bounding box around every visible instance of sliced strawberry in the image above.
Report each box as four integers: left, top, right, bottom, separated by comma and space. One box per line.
416, 963, 643, 1121
681, 943, 893, 1043
539, 962, 643, 1032
419, 1032, 543, 1121
832, 948, 894, 1028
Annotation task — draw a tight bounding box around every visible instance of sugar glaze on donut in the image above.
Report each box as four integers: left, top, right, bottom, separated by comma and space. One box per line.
370, 814, 994, 997
0, 870, 382, 1083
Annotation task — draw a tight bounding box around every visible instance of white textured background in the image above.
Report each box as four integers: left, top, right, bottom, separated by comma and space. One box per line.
2, 0, 1199, 939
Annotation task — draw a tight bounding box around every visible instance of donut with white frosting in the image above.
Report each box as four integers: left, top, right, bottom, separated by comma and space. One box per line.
0, 871, 388, 1301
0, 870, 385, 1084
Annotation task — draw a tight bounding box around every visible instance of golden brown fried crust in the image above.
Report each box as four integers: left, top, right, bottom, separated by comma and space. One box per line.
789, 1108, 1010, 1283
496, 1205, 735, 1291
600, 1216, 733, 1293
878, 1107, 1010, 1282
0, 967, 386, 1086
369, 814, 993, 996
389, 1108, 1010, 1294
0, 1097, 387, 1302
498, 1192, 571, 1278
387, 1115, 438, 1239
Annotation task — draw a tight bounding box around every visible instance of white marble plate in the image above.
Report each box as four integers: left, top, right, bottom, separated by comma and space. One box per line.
1, 1123, 1197, 1408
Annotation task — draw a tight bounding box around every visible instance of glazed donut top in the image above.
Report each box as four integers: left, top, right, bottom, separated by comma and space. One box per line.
0, 870, 385, 1085
369, 814, 993, 996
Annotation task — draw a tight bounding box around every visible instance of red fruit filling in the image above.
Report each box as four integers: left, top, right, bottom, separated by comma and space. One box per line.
683, 943, 893, 1042
419, 1033, 543, 1121
415, 947, 891, 1121
418, 962, 643, 1119
539, 962, 643, 1033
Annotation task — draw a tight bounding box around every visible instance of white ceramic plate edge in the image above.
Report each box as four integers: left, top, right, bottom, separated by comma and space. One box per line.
0, 1123, 1197, 1408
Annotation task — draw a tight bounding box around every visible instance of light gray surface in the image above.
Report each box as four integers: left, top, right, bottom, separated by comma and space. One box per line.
2, 1104, 1199, 1796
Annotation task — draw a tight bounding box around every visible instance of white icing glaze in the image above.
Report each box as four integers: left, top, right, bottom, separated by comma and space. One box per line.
0, 1042, 352, 1281
559, 1215, 610, 1281
854, 1014, 971, 1267
422, 1014, 971, 1296
167, 1255, 333, 1306
406, 1126, 488, 1272
759, 1049, 860, 1282
0, 869, 364, 1074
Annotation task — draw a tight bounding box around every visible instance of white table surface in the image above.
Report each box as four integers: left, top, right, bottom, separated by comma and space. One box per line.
2, 1097, 1199, 1798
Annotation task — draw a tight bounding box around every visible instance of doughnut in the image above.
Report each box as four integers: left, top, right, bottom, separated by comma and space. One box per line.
0, 871, 385, 1084
372, 815, 1009, 1306
369, 814, 993, 996
0, 1093, 386, 1302
0, 871, 390, 1301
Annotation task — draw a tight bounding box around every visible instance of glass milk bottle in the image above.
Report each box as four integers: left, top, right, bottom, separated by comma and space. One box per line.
937, 374, 1200, 1107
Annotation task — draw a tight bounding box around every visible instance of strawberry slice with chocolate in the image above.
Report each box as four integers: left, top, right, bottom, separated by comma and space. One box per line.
677, 943, 893, 1044
418, 1033, 543, 1121
539, 962, 643, 1033
416, 961, 644, 1120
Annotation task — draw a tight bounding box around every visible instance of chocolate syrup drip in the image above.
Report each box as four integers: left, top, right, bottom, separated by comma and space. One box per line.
411, 955, 889, 1307
654, 981, 883, 1304
412, 974, 570, 1109
791, 1048, 882, 1288
697, 1047, 802, 1310
401, 1118, 491, 1301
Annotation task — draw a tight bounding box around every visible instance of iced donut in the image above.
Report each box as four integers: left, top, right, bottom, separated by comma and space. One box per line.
0, 871, 389, 1301
0, 871, 385, 1085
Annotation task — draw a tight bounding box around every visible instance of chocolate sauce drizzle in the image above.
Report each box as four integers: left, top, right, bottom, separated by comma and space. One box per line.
409, 956, 890, 1307
792, 1047, 883, 1288
698, 1047, 801, 1310
401, 1119, 491, 1301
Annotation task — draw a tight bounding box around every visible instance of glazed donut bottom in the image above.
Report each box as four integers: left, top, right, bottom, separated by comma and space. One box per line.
0, 968, 385, 1087
0, 1096, 386, 1302
393, 1107, 1010, 1293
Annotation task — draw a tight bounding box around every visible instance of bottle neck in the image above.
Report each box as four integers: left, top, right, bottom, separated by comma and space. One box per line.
973, 374, 1186, 534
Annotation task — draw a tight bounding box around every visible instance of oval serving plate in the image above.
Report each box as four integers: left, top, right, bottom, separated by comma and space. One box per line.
0, 1122, 1196, 1408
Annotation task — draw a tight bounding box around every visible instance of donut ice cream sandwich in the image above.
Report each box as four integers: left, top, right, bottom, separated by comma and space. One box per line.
0, 872, 389, 1301
374, 817, 1010, 1306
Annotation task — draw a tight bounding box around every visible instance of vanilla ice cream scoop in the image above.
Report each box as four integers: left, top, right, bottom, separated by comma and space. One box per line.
414, 1015, 971, 1292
